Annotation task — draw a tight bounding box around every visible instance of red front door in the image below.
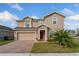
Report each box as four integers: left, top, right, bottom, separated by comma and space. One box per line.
40, 30, 45, 41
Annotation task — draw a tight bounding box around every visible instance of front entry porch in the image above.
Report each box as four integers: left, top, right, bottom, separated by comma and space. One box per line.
37, 25, 49, 41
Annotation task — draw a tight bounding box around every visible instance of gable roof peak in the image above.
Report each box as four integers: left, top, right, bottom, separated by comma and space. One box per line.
38, 25, 50, 29
44, 12, 65, 18
23, 16, 32, 19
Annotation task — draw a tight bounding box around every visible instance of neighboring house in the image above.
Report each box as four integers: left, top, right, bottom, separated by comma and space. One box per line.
68, 30, 76, 37
0, 25, 14, 40
75, 28, 79, 36
14, 12, 65, 41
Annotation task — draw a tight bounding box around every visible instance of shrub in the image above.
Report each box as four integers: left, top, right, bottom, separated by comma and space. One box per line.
48, 29, 76, 48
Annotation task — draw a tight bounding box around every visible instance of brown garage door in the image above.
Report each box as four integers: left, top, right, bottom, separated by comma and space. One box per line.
18, 32, 36, 40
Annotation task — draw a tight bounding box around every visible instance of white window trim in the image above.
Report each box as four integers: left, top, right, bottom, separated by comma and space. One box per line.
52, 16, 57, 25
24, 18, 32, 27
24, 21, 30, 27
26, 21, 29, 27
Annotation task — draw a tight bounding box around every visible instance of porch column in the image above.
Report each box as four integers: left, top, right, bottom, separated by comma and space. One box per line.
14, 31, 17, 40
45, 29, 47, 41
38, 29, 40, 40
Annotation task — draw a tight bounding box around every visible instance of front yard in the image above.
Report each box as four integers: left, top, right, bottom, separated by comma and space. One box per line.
0, 40, 14, 46
31, 39, 79, 53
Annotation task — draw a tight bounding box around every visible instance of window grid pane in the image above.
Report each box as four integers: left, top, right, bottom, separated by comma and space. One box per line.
52, 17, 57, 24
26, 22, 30, 27
53, 21, 56, 24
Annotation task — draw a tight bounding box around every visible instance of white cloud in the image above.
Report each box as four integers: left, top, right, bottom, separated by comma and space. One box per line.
64, 14, 79, 30
8, 3, 24, 11
62, 8, 79, 30
0, 11, 19, 28
0, 11, 19, 21
30, 16, 39, 19
66, 15, 79, 21
62, 8, 75, 15
61, 8, 79, 30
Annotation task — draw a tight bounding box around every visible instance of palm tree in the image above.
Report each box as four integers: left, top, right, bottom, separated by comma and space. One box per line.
52, 29, 75, 47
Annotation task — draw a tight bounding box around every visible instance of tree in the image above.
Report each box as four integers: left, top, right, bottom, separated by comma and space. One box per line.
52, 29, 75, 47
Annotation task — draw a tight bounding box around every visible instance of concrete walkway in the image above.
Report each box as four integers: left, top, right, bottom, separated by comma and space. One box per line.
0, 40, 34, 53
0, 53, 79, 56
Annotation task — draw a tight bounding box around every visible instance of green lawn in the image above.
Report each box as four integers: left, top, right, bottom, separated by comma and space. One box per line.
0, 40, 14, 46
31, 39, 79, 53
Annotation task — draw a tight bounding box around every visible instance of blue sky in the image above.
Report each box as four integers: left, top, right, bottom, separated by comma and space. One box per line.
0, 3, 79, 30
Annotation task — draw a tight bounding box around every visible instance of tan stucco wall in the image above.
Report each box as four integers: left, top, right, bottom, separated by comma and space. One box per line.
44, 14, 64, 31
17, 17, 32, 27
18, 22, 24, 27
17, 13, 64, 30
32, 21, 41, 27
17, 18, 43, 28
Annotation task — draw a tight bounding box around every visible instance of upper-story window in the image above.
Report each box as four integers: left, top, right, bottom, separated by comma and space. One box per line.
52, 17, 57, 25
26, 21, 30, 27
40, 21, 43, 25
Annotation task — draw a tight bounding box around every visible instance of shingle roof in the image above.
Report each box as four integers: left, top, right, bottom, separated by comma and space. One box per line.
38, 25, 50, 29
15, 27, 37, 31
16, 16, 41, 22
44, 12, 65, 19
16, 20, 24, 22
16, 12, 65, 22
0, 25, 13, 30
15, 27, 37, 29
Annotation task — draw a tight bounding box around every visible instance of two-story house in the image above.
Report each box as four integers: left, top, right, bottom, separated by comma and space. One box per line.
14, 12, 65, 41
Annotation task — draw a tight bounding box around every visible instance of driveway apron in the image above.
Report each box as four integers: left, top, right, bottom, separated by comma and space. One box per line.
0, 40, 34, 53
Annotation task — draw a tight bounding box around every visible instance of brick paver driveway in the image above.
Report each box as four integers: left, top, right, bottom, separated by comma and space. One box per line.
0, 40, 34, 53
